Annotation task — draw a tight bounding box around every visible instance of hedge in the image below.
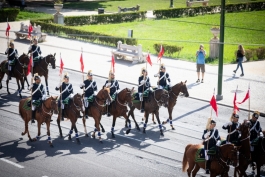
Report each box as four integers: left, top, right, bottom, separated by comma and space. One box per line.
30, 20, 137, 47
153, 43, 183, 57
0, 8, 20, 22
153, 2, 265, 19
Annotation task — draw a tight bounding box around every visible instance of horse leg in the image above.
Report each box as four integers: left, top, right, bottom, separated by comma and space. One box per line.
100, 122, 105, 133
82, 118, 88, 137
256, 163, 260, 177
45, 75, 49, 96
73, 124, 80, 145
111, 116, 117, 138
191, 163, 200, 177
143, 112, 149, 134
124, 114, 132, 135
33, 120, 41, 141
6, 79, 10, 94
164, 107, 175, 130
18, 78, 23, 98
24, 76, 30, 89
46, 122, 53, 147
16, 78, 20, 91
154, 111, 164, 136
57, 112, 63, 138
186, 161, 195, 177
152, 113, 156, 124
0, 73, 3, 89
21, 118, 29, 136
68, 124, 74, 141
130, 108, 140, 131
95, 119, 102, 143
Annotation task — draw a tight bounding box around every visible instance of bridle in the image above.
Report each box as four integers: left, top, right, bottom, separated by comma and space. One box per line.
217, 147, 237, 173
72, 95, 83, 111
14, 54, 29, 76
154, 89, 169, 107
40, 98, 57, 119
38, 55, 55, 72
117, 89, 132, 107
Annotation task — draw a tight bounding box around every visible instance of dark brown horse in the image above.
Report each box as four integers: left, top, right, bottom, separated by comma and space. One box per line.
19, 96, 58, 147
149, 81, 189, 129
57, 93, 84, 144
234, 120, 251, 177
127, 88, 169, 136
0, 53, 29, 98
24, 54, 56, 95
82, 87, 111, 142
253, 130, 265, 177
182, 144, 239, 177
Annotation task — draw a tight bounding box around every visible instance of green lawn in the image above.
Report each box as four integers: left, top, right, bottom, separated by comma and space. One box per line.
61, 0, 265, 12
16, 10, 52, 21
73, 11, 265, 63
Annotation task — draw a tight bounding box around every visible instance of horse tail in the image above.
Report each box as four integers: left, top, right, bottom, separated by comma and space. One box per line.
18, 99, 25, 121
182, 144, 192, 172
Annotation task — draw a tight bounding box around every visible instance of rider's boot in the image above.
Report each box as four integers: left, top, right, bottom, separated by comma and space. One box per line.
31, 110, 36, 123
250, 151, 256, 170
205, 160, 211, 174
8, 70, 12, 80
107, 105, 111, 117
85, 107, 89, 119
61, 109, 65, 121
141, 101, 145, 113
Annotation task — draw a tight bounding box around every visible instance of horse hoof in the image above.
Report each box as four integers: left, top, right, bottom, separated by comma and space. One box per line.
125, 124, 128, 128
143, 129, 146, 134
137, 127, 140, 131
102, 129, 105, 133
68, 136, 72, 140
92, 135, 95, 139
160, 132, 164, 137
172, 127, 175, 130
142, 118, 144, 121
126, 129, 131, 134
8, 92, 11, 95
33, 138, 37, 142
99, 140, 103, 144
162, 121, 166, 125
76, 139, 81, 145
85, 134, 89, 137
153, 121, 157, 124
112, 134, 115, 138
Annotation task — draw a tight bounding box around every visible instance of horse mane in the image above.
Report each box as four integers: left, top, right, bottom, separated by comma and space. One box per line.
104, 87, 110, 93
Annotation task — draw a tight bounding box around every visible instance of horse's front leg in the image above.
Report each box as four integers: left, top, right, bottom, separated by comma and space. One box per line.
99, 122, 105, 133
154, 110, 164, 136
33, 120, 42, 141
152, 113, 156, 124
6, 79, 10, 94
143, 112, 149, 134
73, 123, 80, 145
46, 121, 53, 147
165, 107, 175, 130
124, 113, 131, 135
16, 78, 20, 91
111, 115, 117, 138
45, 75, 49, 96
24, 76, 30, 89
82, 117, 88, 137
57, 111, 63, 138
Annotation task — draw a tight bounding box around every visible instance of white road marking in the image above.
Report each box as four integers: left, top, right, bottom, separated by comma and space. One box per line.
0, 158, 24, 169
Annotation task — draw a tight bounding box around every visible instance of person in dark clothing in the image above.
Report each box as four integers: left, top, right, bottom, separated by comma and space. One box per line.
55, 73, 73, 121
5, 41, 19, 80
233, 44, 245, 77
80, 70, 97, 118
222, 112, 241, 145
138, 67, 152, 113
29, 73, 46, 123
28, 38, 42, 69
202, 119, 221, 174
154, 63, 171, 90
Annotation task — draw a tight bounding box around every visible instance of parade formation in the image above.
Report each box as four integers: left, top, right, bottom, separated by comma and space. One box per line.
0, 34, 264, 176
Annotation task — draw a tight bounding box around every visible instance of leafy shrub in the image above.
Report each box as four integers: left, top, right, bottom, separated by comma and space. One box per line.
0, 8, 20, 22
256, 47, 265, 60
153, 43, 183, 57
245, 49, 255, 61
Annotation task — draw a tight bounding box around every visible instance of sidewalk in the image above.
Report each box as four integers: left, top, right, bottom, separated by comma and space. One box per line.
1, 20, 265, 113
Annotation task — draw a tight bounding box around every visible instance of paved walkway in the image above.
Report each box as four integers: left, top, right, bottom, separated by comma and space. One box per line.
0, 20, 265, 114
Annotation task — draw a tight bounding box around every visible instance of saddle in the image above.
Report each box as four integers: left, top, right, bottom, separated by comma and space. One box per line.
251, 137, 259, 146
87, 95, 95, 103
132, 89, 151, 103
33, 56, 43, 63
24, 98, 42, 112
57, 97, 72, 108
195, 148, 206, 162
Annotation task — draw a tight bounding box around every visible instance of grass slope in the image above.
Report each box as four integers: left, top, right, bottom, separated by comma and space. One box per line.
16, 10, 52, 21
74, 11, 265, 63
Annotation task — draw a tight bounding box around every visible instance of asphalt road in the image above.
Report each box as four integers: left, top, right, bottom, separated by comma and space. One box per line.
0, 55, 264, 177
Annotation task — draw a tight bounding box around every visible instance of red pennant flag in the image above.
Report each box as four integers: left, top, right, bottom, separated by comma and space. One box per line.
6, 23, 10, 37
157, 45, 164, 62
146, 54, 152, 66
27, 55, 32, 76
80, 53, 84, 72
233, 91, 239, 111
111, 55, 115, 73
237, 89, 250, 104
28, 23, 33, 38
210, 95, 218, 117
59, 57, 64, 75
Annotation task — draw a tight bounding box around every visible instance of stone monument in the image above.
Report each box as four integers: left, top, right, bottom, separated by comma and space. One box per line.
209, 27, 220, 59
54, 4, 64, 25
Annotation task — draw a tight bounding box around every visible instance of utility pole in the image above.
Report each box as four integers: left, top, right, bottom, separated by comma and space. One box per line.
216, 0, 225, 100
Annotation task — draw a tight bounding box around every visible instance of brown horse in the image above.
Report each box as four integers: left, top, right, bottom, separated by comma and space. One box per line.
82, 87, 111, 142
57, 93, 84, 144
24, 54, 56, 96
182, 143, 239, 177
234, 120, 251, 177
149, 81, 189, 129
0, 53, 29, 98
253, 130, 265, 177
127, 88, 169, 136
19, 96, 58, 147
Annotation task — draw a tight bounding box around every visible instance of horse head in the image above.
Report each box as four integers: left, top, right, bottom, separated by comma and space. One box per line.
19, 53, 30, 66
118, 88, 133, 104
49, 96, 59, 114
98, 87, 111, 103
73, 93, 84, 112
220, 144, 239, 167
154, 89, 169, 107
46, 54, 56, 69
238, 119, 251, 140
180, 80, 189, 97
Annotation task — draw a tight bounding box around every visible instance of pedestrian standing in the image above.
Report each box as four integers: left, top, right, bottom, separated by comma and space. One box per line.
196, 44, 206, 83
233, 44, 245, 76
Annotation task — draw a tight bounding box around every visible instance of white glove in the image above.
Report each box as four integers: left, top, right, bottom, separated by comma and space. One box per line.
28, 46, 32, 51
94, 91, 97, 95
154, 74, 159, 77
28, 85, 33, 90
106, 83, 111, 87
56, 83, 61, 88
79, 83, 85, 87
204, 132, 210, 139
228, 122, 232, 126
216, 140, 221, 147
260, 132, 264, 138
168, 82, 171, 87
149, 87, 153, 91
42, 95, 46, 100
116, 89, 120, 93
70, 93, 74, 98
140, 80, 145, 85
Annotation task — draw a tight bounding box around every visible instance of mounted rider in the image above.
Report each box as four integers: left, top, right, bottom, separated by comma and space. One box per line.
28, 38, 42, 70
138, 67, 152, 113
104, 70, 120, 117
222, 111, 241, 145
202, 119, 221, 174
5, 41, 19, 80
29, 73, 47, 123
80, 70, 98, 119
56, 73, 74, 121
154, 63, 171, 90
249, 111, 263, 167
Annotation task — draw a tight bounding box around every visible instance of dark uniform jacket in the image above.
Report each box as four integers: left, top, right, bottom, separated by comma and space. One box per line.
56, 82, 73, 100
202, 129, 221, 150
29, 45, 41, 59
138, 76, 151, 93
158, 71, 170, 87
81, 79, 97, 97
222, 122, 240, 144
104, 79, 119, 96
32, 83, 45, 100
249, 120, 262, 141
5, 48, 18, 61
